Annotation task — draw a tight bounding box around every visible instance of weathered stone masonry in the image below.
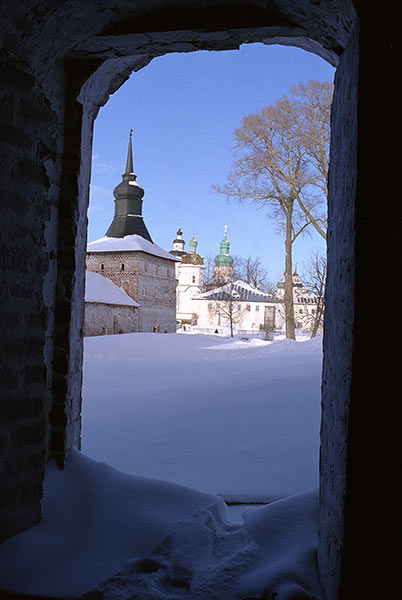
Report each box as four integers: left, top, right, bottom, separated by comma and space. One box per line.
0, 2, 399, 598
86, 251, 176, 333
87, 253, 141, 306
84, 303, 138, 336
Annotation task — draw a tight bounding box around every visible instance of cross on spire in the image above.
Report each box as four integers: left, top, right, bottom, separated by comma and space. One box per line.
124, 128, 134, 175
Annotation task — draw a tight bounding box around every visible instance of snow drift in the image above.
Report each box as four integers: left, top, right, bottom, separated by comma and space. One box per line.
0, 451, 321, 599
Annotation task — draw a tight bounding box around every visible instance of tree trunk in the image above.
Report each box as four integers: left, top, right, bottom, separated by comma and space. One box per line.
284, 206, 295, 340
310, 302, 324, 338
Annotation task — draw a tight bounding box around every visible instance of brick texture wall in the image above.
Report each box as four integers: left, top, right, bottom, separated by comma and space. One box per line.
0, 54, 63, 541
84, 303, 138, 336
87, 251, 177, 333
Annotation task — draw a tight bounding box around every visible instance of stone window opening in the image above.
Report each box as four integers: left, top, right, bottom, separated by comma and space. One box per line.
86, 45, 331, 553
3, 6, 394, 600
79, 42, 336, 585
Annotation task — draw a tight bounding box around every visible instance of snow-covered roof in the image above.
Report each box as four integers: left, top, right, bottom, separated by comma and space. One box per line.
85, 271, 139, 307
195, 280, 281, 303
87, 234, 180, 262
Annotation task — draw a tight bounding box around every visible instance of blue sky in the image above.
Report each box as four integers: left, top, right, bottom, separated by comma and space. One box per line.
89, 43, 335, 283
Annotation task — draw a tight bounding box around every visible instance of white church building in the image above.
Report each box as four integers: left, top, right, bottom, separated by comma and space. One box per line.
173, 227, 323, 335
170, 228, 205, 327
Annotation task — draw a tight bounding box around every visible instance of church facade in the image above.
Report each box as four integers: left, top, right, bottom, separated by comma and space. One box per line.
86, 132, 178, 333
171, 228, 206, 327
192, 279, 283, 333
174, 226, 323, 335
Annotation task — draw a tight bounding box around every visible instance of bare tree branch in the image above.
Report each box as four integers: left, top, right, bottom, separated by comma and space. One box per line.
212, 80, 332, 339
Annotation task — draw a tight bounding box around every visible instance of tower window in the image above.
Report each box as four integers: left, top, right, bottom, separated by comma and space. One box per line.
100, 263, 104, 271
121, 263, 125, 271
192, 275, 196, 283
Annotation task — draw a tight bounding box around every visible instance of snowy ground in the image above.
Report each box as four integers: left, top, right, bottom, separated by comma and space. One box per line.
0, 331, 323, 599
82, 331, 322, 502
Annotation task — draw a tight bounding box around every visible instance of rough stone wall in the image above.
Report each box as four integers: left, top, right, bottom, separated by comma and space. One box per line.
83, 303, 138, 336
319, 5, 400, 599
2, 3, 399, 598
87, 251, 177, 332
0, 51, 64, 542
137, 253, 177, 333
86, 252, 140, 301
318, 21, 358, 598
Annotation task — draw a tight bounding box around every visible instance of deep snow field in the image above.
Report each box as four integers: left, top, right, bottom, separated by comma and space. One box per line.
82, 330, 322, 502
0, 331, 323, 599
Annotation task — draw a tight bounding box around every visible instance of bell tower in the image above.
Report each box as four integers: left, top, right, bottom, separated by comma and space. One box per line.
105, 130, 153, 241
214, 225, 234, 285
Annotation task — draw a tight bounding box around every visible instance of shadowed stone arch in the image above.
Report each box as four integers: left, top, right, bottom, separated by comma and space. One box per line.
0, 2, 399, 598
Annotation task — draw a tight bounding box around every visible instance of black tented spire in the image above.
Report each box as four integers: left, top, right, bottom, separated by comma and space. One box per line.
105, 130, 153, 241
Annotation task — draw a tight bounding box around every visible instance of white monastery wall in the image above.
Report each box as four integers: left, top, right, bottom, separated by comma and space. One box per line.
192, 299, 283, 332
84, 303, 138, 336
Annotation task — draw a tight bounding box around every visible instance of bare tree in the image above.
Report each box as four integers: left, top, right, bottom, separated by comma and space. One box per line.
213, 80, 332, 340
217, 280, 247, 337
233, 256, 276, 294
202, 253, 216, 291
302, 252, 326, 338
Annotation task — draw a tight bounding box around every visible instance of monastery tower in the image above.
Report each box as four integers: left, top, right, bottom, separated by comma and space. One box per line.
86, 131, 178, 333
172, 229, 205, 327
